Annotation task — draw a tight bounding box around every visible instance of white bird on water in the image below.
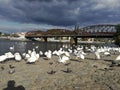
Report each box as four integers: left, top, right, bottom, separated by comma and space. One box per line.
35, 45, 39, 49
28, 50, 32, 55
9, 45, 14, 51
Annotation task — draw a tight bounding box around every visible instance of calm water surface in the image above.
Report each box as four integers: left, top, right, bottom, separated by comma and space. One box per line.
0, 39, 66, 55
0, 39, 117, 55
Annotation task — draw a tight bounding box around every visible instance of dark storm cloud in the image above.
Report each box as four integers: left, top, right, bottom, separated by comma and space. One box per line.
0, 0, 120, 27
11, 0, 80, 25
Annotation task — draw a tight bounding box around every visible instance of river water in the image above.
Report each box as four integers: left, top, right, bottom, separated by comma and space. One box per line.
0, 38, 117, 55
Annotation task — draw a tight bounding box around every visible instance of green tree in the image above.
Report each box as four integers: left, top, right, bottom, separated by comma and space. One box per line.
115, 24, 120, 46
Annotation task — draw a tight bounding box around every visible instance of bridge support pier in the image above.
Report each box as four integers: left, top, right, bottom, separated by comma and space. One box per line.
43, 37, 48, 42
70, 37, 77, 45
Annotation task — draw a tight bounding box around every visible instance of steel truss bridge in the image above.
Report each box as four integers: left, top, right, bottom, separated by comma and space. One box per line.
74, 24, 116, 37
25, 24, 116, 38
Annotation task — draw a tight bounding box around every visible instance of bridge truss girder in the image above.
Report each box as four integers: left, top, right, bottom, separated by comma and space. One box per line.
76, 24, 116, 35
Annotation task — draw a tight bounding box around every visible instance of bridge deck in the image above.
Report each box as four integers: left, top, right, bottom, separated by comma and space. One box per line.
25, 34, 115, 38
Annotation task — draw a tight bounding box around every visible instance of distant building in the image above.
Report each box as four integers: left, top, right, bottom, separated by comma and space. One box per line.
16, 32, 26, 39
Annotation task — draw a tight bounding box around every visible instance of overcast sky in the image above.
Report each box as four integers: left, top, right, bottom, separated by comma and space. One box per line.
0, 0, 120, 33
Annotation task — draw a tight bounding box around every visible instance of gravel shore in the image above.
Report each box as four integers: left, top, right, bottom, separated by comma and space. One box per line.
0, 53, 120, 90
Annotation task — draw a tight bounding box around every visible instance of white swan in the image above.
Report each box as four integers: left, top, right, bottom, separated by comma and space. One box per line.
95, 51, 100, 60
9, 45, 14, 51
28, 50, 32, 55
27, 53, 38, 63
0, 55, 7, 62
104, 51, 110, 56
44, 50, 52, 59
53, 50, 60, 56
24, 53, 31, 60
39, 51, 43, 56
27, 49, 39, 63
27, 56, 37, 63
22, 53, 26, 58
58, 48, 64, 55
58, 55, 69, 64
76, 51, 85, 60
35, 53, 40, 60
5, 52, 14, 59
115, 55, 120, 61
68, 49, 72, 53
64, 51, 70, 57
35, 46, 39, 49
14, 52, 22, 61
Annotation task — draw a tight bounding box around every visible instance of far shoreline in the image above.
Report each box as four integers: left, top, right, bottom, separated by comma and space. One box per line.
0, 36, 116, 47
